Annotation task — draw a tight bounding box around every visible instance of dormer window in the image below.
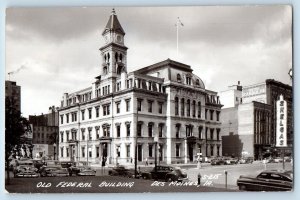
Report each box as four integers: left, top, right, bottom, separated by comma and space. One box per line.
177, 74, 182, 82
186, 77, 192, 85
196, 79, 200, 86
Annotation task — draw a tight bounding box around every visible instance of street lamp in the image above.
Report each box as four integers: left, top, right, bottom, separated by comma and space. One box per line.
53, 143, 56, 160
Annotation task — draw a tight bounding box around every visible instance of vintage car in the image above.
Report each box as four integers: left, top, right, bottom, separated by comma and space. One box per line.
108, 165, 137, 178
68, 162, 89, 176
224, 157, 239, 165
77, 167, 96, 176
237, 170, 293, 191
14, 165, 39, 178
39, 166, 69, 177
141, 165, 188, 182
238, 157, 254, 164
211, 157, 226, 165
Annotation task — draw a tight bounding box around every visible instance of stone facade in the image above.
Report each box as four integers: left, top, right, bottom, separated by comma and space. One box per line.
58, 10, 222, 165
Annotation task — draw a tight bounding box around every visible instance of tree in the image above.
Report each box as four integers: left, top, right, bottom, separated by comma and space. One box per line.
5, 97, 31, 184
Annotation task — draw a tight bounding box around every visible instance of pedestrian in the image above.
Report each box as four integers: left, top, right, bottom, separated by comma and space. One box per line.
145, 158, 148, 166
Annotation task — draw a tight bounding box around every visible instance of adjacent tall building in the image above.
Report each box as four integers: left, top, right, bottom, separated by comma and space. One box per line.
5, 80, 21, 113
29, 106, 59, 159
58, 9, 222, 165
219, 79, 293, 159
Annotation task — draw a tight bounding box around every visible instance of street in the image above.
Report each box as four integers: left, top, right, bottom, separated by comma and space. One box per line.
5, 162, 292, 193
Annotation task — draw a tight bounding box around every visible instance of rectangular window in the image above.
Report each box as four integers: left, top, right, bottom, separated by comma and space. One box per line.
176, 125, 180, 138
158, 102, 163, 114
148, 100, 153, 113
181, 99, 185, 116
89, 148, 92, 158
88, 109, 92, 119
60, 115, 64, 124
96, 147, 100, 158
216, 111, 220, 121
205, 109, 208, 119
187, 100, 190, 117
159, 124, 163, 137
116, 125, 121, 137
96, 107, 100, 118
66, 131, 69, 141
126, 145, 130, 158
82, 131, 85, 140
199, 126, 203, 139
66, 114, 69, 123
210, 110, 214, 120
176, 144, 180, 157
137, 99, 142, 111
126, 124, 130, 137
60, 132, 64, 142
148, 144, 153, 157
60, 147, 64, 157
88, 129, 92, 140
116, 102, 120, 113
192, 101, 196, 117
82, 147, 85, 157
198, 102, 201, 118
175, 98, 179, 115
96, 128, 100, 139
210, 128, 214, 140
126, 99, 131, 112
148, 124, 153, 137
137, 123, 142, 137
66, 147, 69, 157
81, 110, 85, 120
217, 129, 220, 140
103, 104, 111, 116
211, 146, 214, 157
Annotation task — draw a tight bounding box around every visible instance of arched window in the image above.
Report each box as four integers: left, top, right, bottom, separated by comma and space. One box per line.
103, 66, 108, 75
177, 74, 181, 82
196, 79, 200, 86
192, 100, 196, 117
117, 66, 123, 75
181, 98, 185, 116
175, 97, 179, 115
187, 99, 190, 117
120, 54, 123, 61
198, 101, 201, 118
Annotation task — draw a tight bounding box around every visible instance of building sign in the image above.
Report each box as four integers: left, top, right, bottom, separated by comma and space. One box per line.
242, 85, 266, 98
276, 95, 287, 147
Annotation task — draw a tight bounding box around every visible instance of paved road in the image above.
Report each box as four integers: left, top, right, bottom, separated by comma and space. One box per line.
186, 162, 293, 190
5, 162, 292, 193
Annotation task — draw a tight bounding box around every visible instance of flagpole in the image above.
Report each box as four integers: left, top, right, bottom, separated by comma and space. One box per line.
176, 18, 179, 57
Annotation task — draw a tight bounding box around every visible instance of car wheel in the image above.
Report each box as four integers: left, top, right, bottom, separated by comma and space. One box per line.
239, 185, 247, 191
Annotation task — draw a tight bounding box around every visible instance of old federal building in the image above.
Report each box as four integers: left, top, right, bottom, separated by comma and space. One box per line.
58, 9, 222, 165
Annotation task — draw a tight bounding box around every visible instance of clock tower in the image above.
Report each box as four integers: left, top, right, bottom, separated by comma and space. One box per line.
100, 9, 128, 80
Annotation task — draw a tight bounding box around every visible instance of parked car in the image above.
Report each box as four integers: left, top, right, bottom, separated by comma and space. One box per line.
39, 166, 69, 177
211, 157, 226, 165
224, 157, 239, 165
14, 165, 39, 178
108, 165, 137, 178
68, 162, 89, 176
77, 167, 96, 176
237, 170, 293, 191
238, 157, 254, 164
141, 165, 188, 182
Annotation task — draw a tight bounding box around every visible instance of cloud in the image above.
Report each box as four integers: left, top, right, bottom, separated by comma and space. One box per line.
5, 6, 292, 117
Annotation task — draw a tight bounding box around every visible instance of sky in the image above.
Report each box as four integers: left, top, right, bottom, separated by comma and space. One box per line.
5, 6, 292, 117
